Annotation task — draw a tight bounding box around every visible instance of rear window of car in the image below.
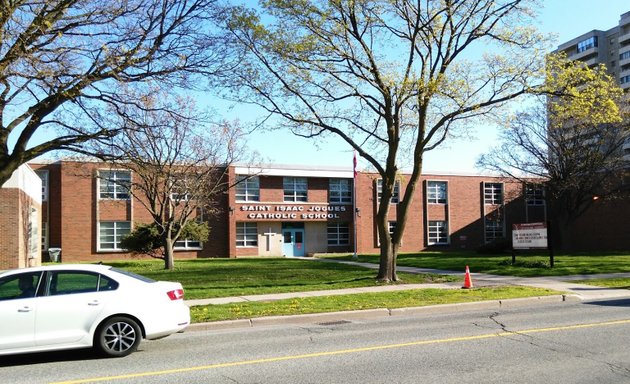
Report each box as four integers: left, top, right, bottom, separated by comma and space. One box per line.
48, 271, 119, 295
110, 267, 156, 283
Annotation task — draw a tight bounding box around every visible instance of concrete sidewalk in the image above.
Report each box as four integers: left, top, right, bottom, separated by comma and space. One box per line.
185, 260, 630, 331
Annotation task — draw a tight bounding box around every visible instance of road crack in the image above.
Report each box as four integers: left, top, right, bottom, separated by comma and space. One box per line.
484, 313, 630, 380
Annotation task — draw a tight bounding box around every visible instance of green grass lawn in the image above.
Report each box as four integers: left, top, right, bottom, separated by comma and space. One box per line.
106, 258, 459, 300
190, 286, 559, 323
324, 252, 630, 277
574, 278, 630, 289
100, 252, 630, 324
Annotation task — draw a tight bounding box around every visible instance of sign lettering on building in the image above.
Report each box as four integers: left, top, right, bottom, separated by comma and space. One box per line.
239, 205, 348, 220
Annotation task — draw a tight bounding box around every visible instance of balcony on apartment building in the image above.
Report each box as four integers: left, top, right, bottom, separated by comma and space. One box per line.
568, 46, 599, 62
620, 65, 630, 89
619, 46, 630, 71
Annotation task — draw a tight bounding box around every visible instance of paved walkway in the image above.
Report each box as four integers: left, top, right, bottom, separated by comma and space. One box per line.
185, 259, 630, 307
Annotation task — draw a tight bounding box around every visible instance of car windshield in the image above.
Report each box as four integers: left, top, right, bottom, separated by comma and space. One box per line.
109, 267, 156, 283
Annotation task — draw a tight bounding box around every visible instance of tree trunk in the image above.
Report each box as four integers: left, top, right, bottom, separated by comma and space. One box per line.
375, 199, 398, 282
377, 237, 397, 282
163, 236, 175, 270
0, 156, 24, 187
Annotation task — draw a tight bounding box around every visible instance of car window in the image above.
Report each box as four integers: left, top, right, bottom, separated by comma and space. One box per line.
47, 271, 119, 296
0, 272, 42, 300
99, 274, 119, 291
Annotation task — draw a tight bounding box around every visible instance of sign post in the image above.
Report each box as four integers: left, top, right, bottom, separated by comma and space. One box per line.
511, 222, 553, 267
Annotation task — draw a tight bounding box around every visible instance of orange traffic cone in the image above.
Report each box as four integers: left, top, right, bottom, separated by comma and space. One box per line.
462, 265, 473, 289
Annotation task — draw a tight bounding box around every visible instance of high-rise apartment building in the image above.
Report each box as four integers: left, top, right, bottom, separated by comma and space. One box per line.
556, 11, 630, 89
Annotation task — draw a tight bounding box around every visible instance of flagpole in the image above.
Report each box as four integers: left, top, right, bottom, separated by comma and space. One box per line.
352, 151, 358, 261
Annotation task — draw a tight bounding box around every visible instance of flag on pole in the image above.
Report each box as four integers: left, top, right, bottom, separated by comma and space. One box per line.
352, 150, 358, 260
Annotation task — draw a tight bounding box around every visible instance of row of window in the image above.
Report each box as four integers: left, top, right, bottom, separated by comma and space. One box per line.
41, 221, 202, 251
98, 170, 190, 201
235, 220, 452, 247
429, 182, 543, 206
237, 176, 545, 206
97, 222, 200, 251
36, 169, 544, 207
577, 36, 598, 53
38, 169, 134, 202
99, 217, 505, 251
52, 216, 507, 252
236, 176, 353, 204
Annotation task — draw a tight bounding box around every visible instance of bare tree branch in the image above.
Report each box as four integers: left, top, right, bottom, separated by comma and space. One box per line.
0, 0, 234, 185
221, 0, 547, 281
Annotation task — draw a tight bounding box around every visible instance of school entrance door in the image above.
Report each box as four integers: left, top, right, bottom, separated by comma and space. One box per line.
282, 227, 305, 257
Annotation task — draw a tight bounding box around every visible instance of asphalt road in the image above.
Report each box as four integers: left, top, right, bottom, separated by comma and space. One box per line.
3, 298, 630, 384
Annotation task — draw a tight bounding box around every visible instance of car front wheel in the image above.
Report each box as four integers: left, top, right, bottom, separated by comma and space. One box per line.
96, 316, 142, 357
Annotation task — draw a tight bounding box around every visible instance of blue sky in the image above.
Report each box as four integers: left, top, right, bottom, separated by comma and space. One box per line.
23, 1, 630, 173
240, 1, 630, 174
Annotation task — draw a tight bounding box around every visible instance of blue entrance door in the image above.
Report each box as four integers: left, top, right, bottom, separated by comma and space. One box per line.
282, 229, 305, 257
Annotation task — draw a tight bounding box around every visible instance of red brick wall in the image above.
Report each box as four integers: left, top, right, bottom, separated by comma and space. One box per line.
560, 198, 630, 251
32, 161, 230, 262
354, 173, 538, 253
31, 160, 564, 262
0, 189, 20, 269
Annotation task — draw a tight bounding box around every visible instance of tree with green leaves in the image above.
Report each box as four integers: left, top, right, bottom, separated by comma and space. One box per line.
0, 0, 228, 186
121, 221, 210, 261
222, 0, 548, 281
477, 53, 629, 250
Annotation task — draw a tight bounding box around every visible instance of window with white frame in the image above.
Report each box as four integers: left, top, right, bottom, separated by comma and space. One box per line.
236, 175, 260, 202
484, 213, 504, 243
98, 170, 131, 200
283, 177, 308, 202
327, 223, 350, 246
35, 170, 49, 202
170, 180, 191, 202
41, 222, 48, 251
236, 222, 258, 247
98, 221, 131, 251
174, 239, 202, 250
484, 182, 503, 205
175, 209, 204, 249
28, 207, 39, 258
377, 221, 398, 245
525, 183, 545, 206
388, 221, 397, 237
427, 221, 448, 245
376, 179, 400, 204
329, 179, 352, 204
427, 181, 447, 204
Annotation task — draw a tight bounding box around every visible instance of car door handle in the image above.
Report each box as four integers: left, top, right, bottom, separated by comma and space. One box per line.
88, 300, 100, 306
18, 306, 33, 313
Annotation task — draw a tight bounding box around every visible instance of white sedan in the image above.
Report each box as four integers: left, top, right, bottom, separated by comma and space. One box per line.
0, 264, 190, 357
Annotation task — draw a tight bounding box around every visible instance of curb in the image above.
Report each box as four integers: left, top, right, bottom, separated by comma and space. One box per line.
185, 294, 580, 332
